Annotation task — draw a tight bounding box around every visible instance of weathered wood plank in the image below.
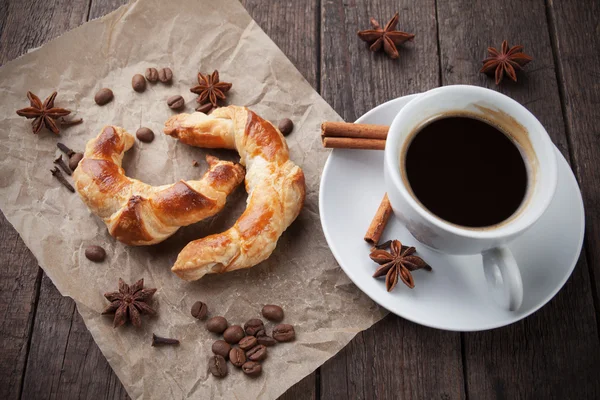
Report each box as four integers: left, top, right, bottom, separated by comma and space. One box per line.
321, 316, 465, 399
57, 309, 129, 400
463, 262, 600, 399
319, 1, 465, 398
241, 0, 319, 89
436, 0, 600, 398
88, 0, 128, 20
0, 213, 42, 400
0, 0, 89, 66
280, 374, 317, 400
321, 1, 441, 121
548, 0, 600, 326
22, 275, 128, 400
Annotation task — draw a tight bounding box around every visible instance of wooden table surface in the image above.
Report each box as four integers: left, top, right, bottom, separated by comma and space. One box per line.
1, 0, 600, 399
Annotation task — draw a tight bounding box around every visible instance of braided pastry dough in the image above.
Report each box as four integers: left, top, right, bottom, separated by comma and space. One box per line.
73, 126, 245, 245
164, 106, 305, 280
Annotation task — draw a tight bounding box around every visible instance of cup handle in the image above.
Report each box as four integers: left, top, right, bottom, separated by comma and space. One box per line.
482, 246, 523, 311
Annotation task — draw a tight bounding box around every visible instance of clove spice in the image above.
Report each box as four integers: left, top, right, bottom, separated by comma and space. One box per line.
57, 142, 75, 157
54, 155, 72, 176
373, 240, 392, 250
151, 334, 180, 347
59, 117, 83, 127
50, 167, 75, 192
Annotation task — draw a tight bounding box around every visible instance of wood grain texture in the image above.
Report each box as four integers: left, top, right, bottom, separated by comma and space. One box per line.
280, 374, 317, 400
240, 0, 319, 89
436, 0, 600, 398
319, 1, 465, 399
0, 213, 42, 400
0, 0, 89, 66
463, 261, 600, 399
321, 0, 440, 121
88, 0, 128, 20
22, 275, 128, 400
320, 316, 464, 399
547, 0, 600, 325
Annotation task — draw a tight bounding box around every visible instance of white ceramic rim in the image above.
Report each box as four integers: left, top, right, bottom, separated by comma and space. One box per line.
384, 85, 558, 240
318, 94, 584, 331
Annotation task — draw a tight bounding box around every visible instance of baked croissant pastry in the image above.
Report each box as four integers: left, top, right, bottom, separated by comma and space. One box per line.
73, 126, 245, 245
164, 106, 305, 280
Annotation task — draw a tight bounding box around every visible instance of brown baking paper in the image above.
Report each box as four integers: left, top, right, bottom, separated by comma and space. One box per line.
0, 0, 386, 398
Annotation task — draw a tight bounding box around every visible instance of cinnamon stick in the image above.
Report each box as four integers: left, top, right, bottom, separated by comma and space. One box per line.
364, 194, 393, 245
321, 122, 389, 140
322, 137, 386, 150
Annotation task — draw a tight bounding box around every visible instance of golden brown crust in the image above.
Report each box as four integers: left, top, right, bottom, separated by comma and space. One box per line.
164, 106, 306, 280
79, 159, 130, 195
110, 195, 154, 244
244, 110, 287, 161
151, 181, 216, 221
73, 125, 245, 245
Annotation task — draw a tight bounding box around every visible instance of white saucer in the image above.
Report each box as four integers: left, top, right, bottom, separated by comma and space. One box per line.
319, 94, 585, 331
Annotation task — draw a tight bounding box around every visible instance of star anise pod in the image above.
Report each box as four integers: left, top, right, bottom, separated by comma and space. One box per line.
16, 91, 71, 135
190, 70, 232, 107
480, 40, 533, 85
357, 12, 415, 59
370, 240, 431, 292
102, 278, 157, 328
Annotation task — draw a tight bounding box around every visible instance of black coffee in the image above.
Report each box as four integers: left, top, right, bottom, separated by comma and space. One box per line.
404, 116, 528, 228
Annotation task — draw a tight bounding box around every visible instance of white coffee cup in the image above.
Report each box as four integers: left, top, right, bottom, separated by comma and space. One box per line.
384, 85, 558, 311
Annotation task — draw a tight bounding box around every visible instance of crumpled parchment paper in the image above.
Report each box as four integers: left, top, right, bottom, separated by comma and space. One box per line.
0, 0, 386, 398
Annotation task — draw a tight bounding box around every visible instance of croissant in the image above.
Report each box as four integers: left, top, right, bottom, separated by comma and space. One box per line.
164, 106, 305, 280
73, 126, 245, 245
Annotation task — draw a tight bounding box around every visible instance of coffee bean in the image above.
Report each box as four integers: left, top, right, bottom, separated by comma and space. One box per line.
94, 88, 113, 106
206, 316, 228, 333
211, 340, 231, 359
238, 336, 257, 351
244, 319, 264, 336
278, 118, 294, 136
85, 245, 106, 262
223, 325, 245, 344
195, 103, 213, 114
257, 335, 277, 347
158, 67, 173, 83
191, 301, 208, 320
229, 347, 246, 367
261, 305, 284, 322
132, 74, 146, 92
208, 355, 228, 378
246, 344, 267, 361
167, 95, 184, 109
242, 361, 262, 377
255, 329, 266, 337
272, 324, 295, 342
136, 127, 155, 143
68, 153, 84, 171
145, 67, 159, 82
